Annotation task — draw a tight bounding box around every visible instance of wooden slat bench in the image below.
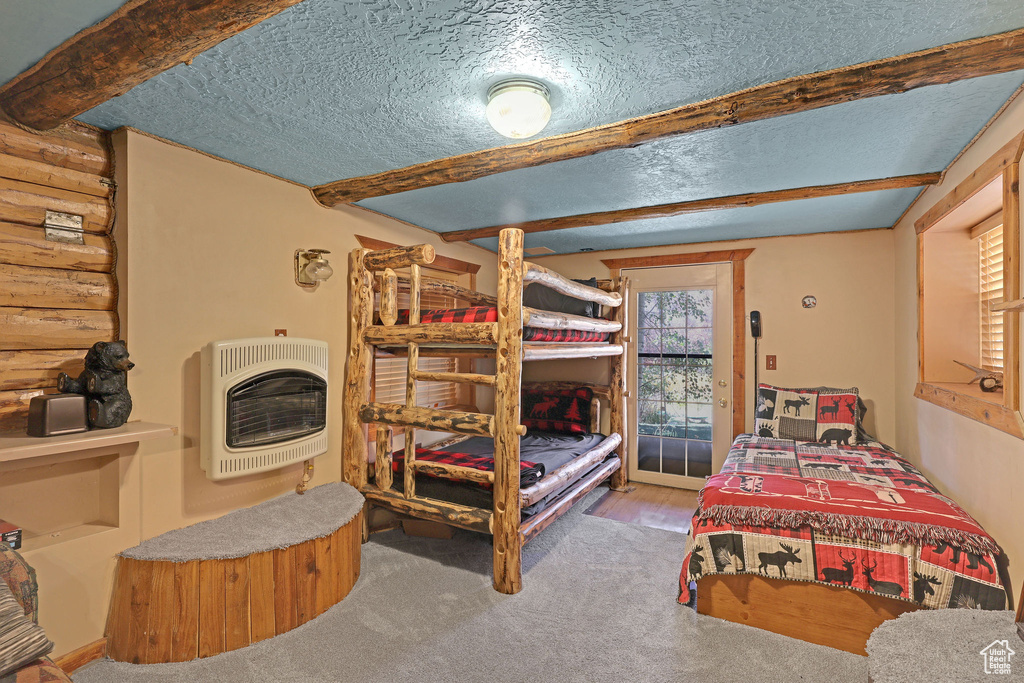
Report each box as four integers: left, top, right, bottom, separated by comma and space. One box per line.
105, 482, 363, 663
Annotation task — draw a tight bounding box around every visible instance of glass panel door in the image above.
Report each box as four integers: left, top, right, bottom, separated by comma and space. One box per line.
627, 263, 732, 490
636, 289, 714, 480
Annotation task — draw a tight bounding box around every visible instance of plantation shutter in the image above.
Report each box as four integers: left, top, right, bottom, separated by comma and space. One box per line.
979, 223, 1005, 372
374, 268, 459, 410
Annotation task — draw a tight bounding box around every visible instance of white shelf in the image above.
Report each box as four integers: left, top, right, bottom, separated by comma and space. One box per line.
0, 421, 177, 466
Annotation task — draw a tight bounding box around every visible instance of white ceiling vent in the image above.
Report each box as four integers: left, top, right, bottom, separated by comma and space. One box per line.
524, 246, 555, 255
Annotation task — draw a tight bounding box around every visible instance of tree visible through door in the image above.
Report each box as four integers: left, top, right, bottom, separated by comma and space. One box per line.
636, 289, 715, 480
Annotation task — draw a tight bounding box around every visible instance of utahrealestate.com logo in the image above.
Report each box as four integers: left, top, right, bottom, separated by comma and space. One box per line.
980, 639, 1015, 675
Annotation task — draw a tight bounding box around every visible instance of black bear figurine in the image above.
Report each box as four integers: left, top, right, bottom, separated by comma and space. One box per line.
58, 340, 135, 429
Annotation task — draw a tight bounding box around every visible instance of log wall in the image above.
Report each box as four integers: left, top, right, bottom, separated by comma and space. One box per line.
0, 120, 116, 429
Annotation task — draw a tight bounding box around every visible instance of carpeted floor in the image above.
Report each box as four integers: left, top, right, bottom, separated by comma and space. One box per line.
76, 487, 868, 682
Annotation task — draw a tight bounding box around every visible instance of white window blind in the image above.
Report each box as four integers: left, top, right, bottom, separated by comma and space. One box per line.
374, 269, 459, 410
979, 224, 1005, 372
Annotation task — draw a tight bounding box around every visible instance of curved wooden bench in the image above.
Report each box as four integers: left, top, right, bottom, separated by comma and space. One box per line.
105, 482, 363, 663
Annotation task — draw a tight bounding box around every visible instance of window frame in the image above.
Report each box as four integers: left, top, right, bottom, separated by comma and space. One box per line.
915, 135, 1022, 439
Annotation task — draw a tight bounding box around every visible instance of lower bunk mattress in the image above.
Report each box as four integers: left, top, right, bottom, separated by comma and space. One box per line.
391, 431, 613, 517
396, 306, 610, 342
680, 434, 1006, 610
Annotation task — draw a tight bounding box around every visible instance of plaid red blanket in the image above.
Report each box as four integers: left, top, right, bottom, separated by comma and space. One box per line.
394, 307, 610, 342
393, 446, 544, 488
679, 435, 1005, 610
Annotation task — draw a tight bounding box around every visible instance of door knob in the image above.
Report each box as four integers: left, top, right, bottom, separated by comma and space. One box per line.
718, 379, 728, 387
718, 398, 728, 408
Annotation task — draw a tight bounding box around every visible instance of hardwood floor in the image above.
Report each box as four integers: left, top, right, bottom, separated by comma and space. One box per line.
584, 482, 699, 534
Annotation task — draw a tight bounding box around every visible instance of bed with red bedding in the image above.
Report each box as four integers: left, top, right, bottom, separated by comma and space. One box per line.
681, 435, 1006, 612
396, 306, 610, 342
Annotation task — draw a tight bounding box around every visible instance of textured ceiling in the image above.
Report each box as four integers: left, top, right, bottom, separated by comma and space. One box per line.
359, 72, 1024, 240
3, 0, 1024, 254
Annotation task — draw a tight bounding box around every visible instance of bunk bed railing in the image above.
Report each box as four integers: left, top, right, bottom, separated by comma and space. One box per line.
522, 261, 623, 307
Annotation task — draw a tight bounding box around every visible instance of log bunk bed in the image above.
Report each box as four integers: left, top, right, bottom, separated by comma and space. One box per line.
342, 227, 629, 594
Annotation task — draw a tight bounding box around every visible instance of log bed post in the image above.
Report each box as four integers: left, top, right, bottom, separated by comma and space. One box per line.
343, 249, 373, 490
493, 228, 524, 594
609, 276, 630, 490
404, 263, 421, 499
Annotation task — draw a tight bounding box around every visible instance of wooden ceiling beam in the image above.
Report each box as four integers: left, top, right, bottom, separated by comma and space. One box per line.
0, 0, 309, 131
312, 27, 1024, 207
438, 173, 941, 242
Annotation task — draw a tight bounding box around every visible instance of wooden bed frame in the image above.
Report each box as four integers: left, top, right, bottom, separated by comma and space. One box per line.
342, 227, 629, 594
696, 574, 920, 655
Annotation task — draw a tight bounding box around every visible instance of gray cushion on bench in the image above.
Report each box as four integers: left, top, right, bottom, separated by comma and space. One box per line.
120, 482, 363, 562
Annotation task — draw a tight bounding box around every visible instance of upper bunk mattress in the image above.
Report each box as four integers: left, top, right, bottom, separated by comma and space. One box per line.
680, 434, 1006, 610
396, 306, 610, 342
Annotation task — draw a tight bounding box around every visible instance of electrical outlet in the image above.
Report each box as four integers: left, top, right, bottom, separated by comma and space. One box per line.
275, 329, 287, 337
766, 355, 777, 370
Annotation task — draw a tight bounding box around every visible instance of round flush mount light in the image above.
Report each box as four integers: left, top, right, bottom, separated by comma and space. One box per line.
486, 79, 551, 139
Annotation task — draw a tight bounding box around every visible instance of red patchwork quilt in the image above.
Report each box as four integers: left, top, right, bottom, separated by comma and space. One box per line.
679, 435, 1006, 610
395, 307, 610, 342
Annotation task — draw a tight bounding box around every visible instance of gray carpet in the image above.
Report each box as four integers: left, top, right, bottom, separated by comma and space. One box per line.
868, 609, 1023, 682
120, 483, 363, 561
77, 487, 867, 682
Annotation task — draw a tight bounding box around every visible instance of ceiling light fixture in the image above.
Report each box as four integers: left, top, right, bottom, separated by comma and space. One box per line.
486, 79, 551, 139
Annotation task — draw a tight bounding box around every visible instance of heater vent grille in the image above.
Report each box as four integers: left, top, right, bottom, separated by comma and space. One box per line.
202, 337, 328, 481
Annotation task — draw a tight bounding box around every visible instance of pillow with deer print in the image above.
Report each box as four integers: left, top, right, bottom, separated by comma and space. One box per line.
753, 384, 818, 442
521, 387, 593, 435
813, 387, 861, 446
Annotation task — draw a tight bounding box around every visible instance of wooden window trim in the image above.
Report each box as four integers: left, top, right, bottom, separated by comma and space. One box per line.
915, 135, 1023, 439
603, 249, 752, 438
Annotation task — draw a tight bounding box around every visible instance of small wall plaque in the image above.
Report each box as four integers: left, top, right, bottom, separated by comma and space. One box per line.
801, 295, 817, 309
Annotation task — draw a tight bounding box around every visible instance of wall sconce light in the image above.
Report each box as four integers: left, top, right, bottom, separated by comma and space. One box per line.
294, 249, 333, 288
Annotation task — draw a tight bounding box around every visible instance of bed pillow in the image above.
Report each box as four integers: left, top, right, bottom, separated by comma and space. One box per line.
813, 387, 861, 447
522, 277, 599, 318
753, 384, 818, 441
0, 580, 53, 678
521, 388, 593, 435
808, 385, 870, 444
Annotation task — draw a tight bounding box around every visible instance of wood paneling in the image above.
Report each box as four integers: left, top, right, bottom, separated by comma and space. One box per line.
0, 120, 111, 177
441, 174, 941, 243
0, 263, 115, 309
0, 349, 85, 390
0, 177, 111, 234
697, 573, 919, 656
314, 28, 1024, 205
0, 221, 112, 272
0, 122, 116, 429
0, 0, 310, 130
0, 152, 111, 198
0, 307, 116, 350
106, 514, 361, 664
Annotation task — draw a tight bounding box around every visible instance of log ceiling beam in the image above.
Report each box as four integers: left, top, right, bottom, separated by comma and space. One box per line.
312, 27, 1024, 207
0, 0, 309, 131
439, 173, 941, 242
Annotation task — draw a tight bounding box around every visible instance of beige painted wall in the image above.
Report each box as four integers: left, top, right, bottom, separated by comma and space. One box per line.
893, 93, 1024, 597
32, 130, 496, 654
527, 229, 897, 444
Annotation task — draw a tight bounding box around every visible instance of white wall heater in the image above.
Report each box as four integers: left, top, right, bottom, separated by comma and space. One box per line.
201, 337, 328, 481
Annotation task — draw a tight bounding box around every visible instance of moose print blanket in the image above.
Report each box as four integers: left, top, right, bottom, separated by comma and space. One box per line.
679, 435, 1006, 610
